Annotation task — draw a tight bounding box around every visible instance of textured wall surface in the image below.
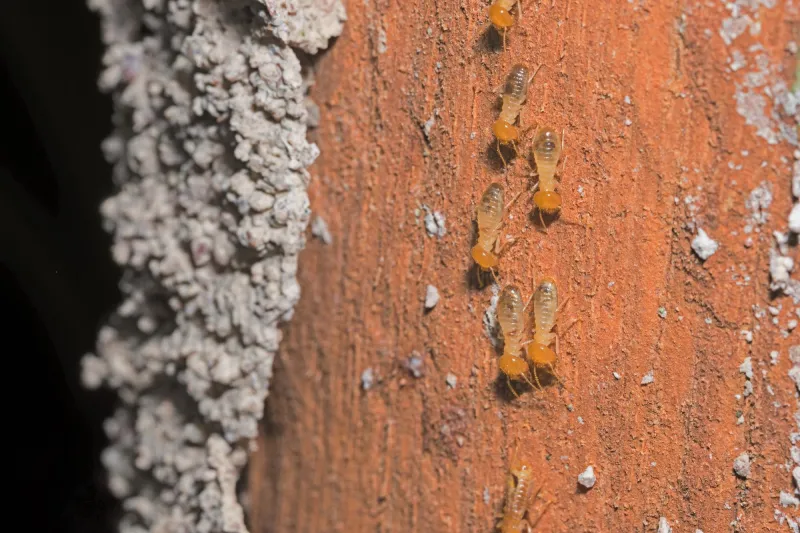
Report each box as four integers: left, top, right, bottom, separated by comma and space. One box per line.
80, 1, 344, 531
250, 1, 800, 532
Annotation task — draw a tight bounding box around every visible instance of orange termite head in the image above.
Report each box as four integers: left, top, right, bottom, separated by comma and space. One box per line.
527, 342, 556, 366
472, 244, 499, 270
498, 518, 526, 533
493, 119, 519, 143
533, 190, 562, 214
488, 4, 515, 30
499, 353, 530, 379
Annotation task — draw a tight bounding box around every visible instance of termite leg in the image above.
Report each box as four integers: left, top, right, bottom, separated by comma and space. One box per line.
531, 364, 543, 389
476, 267, 485, 289
537, 207, 548, 233
517, 0, 523, 19
497, 235, 524, 258
491, 267, 501, 286
528, 499, 553, 530
520, 371, 536, 389
502, 29, 507, 52
556, 296, 572, 315
548, 363, 566, 388
526, 64, 546, 92
507, 376, 520, 398
497, 139, 508, 168
512, 140, 523, 160
505, 189, 525, 212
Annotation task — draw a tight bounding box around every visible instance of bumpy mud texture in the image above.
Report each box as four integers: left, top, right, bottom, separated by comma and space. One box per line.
251, 1, 800, 532
81, 0, 343, 532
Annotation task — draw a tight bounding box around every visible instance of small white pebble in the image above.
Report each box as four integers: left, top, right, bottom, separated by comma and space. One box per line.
613, 372, 621, 380
780, 491, 800, 508
424, 284, 440, 310
733, 453, 751, 479
658, 517, 672, 533
692, 228, 719, 260
739, 357, 753, 379
741, 329, 753, 343
641, 371, 654, 385
577, 416, 584, 425
361, 368, 375, 390
577, 466, 596, 489
445, 373, 457, 389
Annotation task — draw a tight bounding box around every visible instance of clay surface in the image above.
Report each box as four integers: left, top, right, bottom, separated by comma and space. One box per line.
251, 1, 800, 531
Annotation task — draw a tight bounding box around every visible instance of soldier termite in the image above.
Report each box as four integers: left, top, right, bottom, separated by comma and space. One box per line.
489, 0, 522, 50
497, 456, 550, 533
496, 285, 535, 395
525, 277, 573, 389
492, 64, 542, 168
471, 182, 522, 285
530, 127, 564, 229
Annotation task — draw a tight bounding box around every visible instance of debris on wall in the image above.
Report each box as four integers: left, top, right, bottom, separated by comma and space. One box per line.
80, 0, 344, 531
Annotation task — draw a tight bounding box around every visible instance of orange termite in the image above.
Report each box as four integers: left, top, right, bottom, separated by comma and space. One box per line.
496, 285, 535, 395
471, 182, 521, 283
497, 457, 549, 532
493, 64, 541, 167
488, 0, 522, 50
530, 127, 563, 229
525, 277, 566, 388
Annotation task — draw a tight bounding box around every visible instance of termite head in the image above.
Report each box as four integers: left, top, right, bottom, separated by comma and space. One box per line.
527, 342, 556, 366
499, 353, 530, 379
472, 244, 499, 269
498, 519, 526, 533
533, 190, 562, 214
488, 4, 515, 30
493, 119, 519, 143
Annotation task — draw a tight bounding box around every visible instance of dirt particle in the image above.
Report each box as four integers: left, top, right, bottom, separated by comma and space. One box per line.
781, 491, 800, 508
483, 486, 490, 504
361, 368, 375, 390
422, 205, 446, 238
658, 517, 672, 533
311, 215, 333, 244
406, 352, 424, 378
641, 371, 654, 386
733, 453, 751, 479
692, 228, 719, 260
577, 466, 596, 489
657, 307, 667, 319
739, 357, 753, 379
424, 284, 440, 310
483, 284, 501, 346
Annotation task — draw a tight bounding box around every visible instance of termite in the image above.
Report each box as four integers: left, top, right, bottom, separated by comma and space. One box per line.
471, 182, 521, 284
497, 285, 535, 395
493, 64, 542, 168
488, 0, 522, 50
497, 457, 549, 533
525, 277, 568, 388
530, 127, 563, 229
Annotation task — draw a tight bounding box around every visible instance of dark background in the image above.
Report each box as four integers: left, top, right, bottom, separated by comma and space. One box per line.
0, 0, 119, 531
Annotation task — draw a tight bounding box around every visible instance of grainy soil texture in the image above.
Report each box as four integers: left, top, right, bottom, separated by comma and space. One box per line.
250, 1, 800, 532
